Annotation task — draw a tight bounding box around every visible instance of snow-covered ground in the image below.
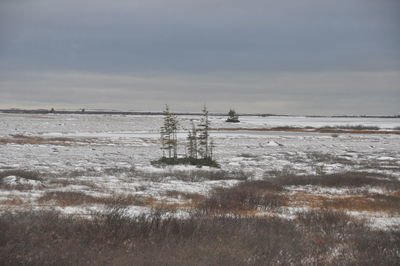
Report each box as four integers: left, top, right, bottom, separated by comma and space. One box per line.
226, 115, 400, 129
1, 113, 399, 175
0, 113, 399, 228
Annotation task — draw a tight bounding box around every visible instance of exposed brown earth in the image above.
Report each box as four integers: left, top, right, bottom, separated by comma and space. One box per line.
0, 135, 103, 146
0, 136, 82, 146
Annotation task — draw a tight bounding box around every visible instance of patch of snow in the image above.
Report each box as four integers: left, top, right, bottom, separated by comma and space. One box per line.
265, 140, 283, 146
3, 175, 43, 188
368, 216, 400, 230
377, 156, 395, 161
278, 206, 312, 219
348, 210, 400, 230
1, 113, 399, 225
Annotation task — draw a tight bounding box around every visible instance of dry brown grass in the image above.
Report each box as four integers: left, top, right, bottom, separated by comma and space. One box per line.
144, 192, 207, 212
0, 169, 41, 180
199, 180, 285, 214
283, 192, 329, 208
211, 127, 400, 135
37, 191, 155, 207
324, 194, 400, 214
272, 172, 400, 190
139, 169, 250, 182
164, 190, 206, 202
266, 172, 400, 214
392, 190, 400, 197
47, 179, 72, 187
285, 192, 400, 214
1, 208, 399, 266
46, 178, 100, 190
0, 135, 98, 146
0, 169, 43, 190
156, 174, 400, 215
0, 196, 24, 205
0, 136, 72, 146
149, 201, 195, 212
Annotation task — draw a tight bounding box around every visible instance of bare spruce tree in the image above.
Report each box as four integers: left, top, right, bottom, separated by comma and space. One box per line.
209, 138, 215, 160
198, 105, 210, 159
160, 105, 178, 159
186, 120, 198, 159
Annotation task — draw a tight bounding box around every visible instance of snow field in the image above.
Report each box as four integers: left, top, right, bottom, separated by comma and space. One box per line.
0, 113, 399, 229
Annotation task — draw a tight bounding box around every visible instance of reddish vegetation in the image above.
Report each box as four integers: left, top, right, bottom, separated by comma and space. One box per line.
211, 127, 400, 135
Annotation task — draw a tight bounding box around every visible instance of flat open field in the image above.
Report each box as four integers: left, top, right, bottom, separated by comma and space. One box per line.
1, 113, 399, 222
1, 113, 400, 265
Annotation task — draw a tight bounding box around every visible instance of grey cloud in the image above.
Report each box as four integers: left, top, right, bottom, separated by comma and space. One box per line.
0, 0, 399, 114
1, 0, 399, 73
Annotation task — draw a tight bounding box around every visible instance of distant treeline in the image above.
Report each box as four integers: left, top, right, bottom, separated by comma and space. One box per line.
0, 109, 398, 118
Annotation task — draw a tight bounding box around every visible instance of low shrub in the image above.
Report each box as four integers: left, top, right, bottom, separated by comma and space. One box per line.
272, 172, 400, 190
139, 169, 250, 182
0, 169, 43, 190
164, 190, 205, 202
270, 126, 301, 130
199, 180, 285, 213
0, 208, 399, 266
306, 151, 353, 165
0, 169, 41, 181
151, 157, 220, 168
323, 193, 400, 214
319, 125, 380, 130
37, 191, 153, 207
296, 209, 363, 236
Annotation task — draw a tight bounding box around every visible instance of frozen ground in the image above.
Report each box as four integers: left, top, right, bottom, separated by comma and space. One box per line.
226, 115, 400, 129
0, 113, 399, 229
1, 113, 399, 177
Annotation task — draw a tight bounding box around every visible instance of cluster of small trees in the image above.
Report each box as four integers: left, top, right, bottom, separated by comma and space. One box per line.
226, 109, 240, 123
155, 105, 218, 167
187, 106, 215, 160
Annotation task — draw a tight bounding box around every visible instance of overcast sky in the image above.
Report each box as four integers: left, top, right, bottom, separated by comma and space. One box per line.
0, 0, 399, 115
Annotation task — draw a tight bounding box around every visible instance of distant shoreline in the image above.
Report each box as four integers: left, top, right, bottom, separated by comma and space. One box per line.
0, 109, 399, 119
